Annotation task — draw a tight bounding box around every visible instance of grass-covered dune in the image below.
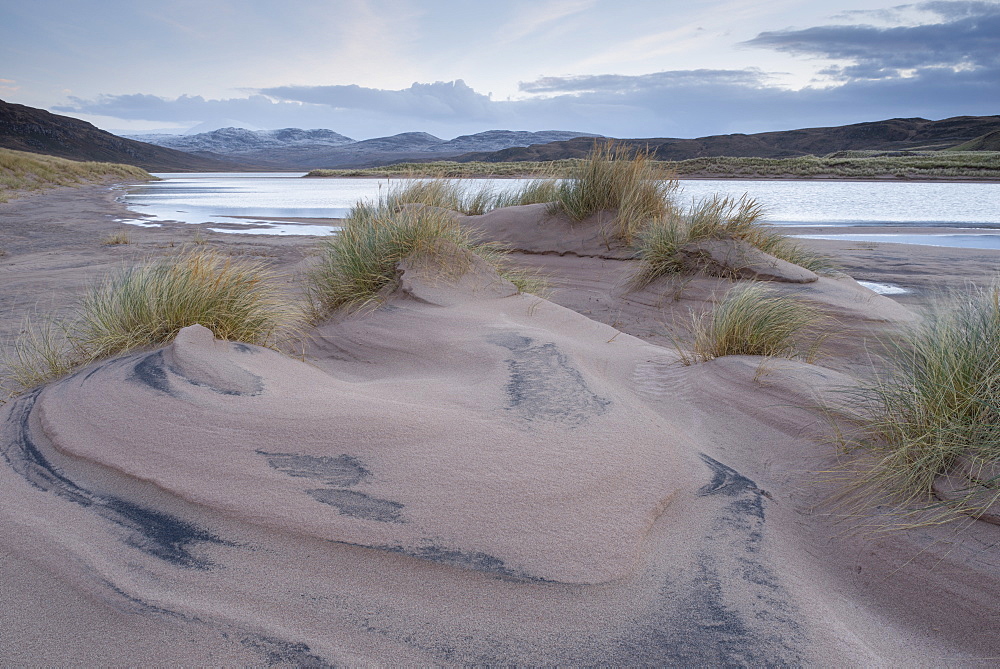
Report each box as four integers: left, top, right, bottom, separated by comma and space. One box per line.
305, 151, 1000, 181
0, 147, 154, 203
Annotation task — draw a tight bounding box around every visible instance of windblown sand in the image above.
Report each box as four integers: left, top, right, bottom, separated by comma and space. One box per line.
2, 184, 1000, 665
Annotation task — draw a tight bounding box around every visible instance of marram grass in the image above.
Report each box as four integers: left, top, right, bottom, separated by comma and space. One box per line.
307, 203, 544, 318
632, 195, 835, 287
676, 283, 825, 364
552, 142, 677, 244
77, 249, 299, 359
2, 249, 302, 395
375, 176, 559, 216
839, 283, 1000, 520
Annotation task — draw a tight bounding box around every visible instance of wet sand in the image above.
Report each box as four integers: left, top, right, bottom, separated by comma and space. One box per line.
2, 183, 1000, 665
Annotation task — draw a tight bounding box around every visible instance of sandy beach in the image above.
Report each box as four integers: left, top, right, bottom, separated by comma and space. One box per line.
2, 182, 1000, 665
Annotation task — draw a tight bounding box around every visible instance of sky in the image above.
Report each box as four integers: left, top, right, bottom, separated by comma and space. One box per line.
1, 0, 998, 140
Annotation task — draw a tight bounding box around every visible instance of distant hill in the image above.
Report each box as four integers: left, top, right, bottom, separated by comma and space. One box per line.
0, 99, 247, 171
126, 127, 603, 169
948, 129, 1000, 152
451, 116, 1000, 163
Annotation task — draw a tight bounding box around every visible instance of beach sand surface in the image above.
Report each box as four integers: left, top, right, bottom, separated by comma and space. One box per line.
2, 185, 1000, 665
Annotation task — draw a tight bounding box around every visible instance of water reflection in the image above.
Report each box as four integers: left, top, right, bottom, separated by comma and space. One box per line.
118, 173, 1000, 238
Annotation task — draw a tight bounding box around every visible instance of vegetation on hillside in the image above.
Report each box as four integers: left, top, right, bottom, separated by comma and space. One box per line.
305, 151, 1000, 181
0, 147, 154, 202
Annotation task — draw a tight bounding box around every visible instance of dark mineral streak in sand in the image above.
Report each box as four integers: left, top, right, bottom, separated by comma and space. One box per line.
612, 453, 804, 665
259, 450, 406, 523
1, 389, 229, 569
490, 332, 611, 426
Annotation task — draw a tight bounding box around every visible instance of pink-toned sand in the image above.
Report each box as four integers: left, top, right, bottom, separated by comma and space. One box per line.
2, 185, 1000, 665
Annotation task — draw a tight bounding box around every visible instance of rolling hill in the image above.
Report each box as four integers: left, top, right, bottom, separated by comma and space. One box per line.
0, 99, 247, 171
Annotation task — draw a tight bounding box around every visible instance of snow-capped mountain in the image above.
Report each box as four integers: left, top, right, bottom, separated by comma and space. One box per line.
122, 127, 602, 169
125, 127, 356, 156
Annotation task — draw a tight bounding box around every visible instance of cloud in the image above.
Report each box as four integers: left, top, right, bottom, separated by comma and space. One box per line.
260, 80, 495, 121
519, 69, 771, 95
53, 4, 1000, 141
743, 1, 1000, 79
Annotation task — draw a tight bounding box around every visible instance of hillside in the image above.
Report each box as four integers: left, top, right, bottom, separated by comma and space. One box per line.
0, 99, 248, 171
0, 147, 153, 202
949, 130, 1000, 152
452, 116, 1000, 163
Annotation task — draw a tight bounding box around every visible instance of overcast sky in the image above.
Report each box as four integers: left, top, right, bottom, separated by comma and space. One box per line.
2, 0, 997, 139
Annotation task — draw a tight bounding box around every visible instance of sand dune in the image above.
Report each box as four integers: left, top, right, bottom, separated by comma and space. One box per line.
2, 186, 1000, 664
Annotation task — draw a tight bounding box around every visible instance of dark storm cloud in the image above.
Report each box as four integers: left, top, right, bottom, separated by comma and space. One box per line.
744, 1, 1000, 77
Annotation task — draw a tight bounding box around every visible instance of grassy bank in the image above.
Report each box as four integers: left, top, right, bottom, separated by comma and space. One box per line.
0, 147, 154, 202
305, 151, 1000, 181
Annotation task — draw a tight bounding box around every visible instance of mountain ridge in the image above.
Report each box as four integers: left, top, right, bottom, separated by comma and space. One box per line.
449, 116, 1000, 163
0, 99, 247, 171
125, 127, 604, 169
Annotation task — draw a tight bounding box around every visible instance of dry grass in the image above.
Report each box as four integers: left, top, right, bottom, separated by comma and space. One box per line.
839, 283, 1000, 520
2, 249, 302, 395
632, 195, 835, 287
552, 142, 677, 244
102, 228, 132, 245
0, 147, 153, 202
674, 283, 825, 364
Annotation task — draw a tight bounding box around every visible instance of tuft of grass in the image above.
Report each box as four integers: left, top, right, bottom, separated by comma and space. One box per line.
380, 176, 558, 216
2, 317, 76, 395
632, 194, 835, 287
102, 228, 132, 245
676, 283, 824, 364
552, 142, 677, 244
841, 284, 1000, 519
0, 147, 154, 202
307, 203, 540, 318
1, 249, 301, 394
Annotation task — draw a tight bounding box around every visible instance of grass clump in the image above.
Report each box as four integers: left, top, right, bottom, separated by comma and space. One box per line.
102, 228, 132, 245
632, 195, 835, 287
676, 283, 824, 364
0, 147, 153, 202
308, 203, 540, 318
553, 142, 677, 244
843, 284, 1000, 518
380, 176, 558, 215
2, 249, 300, 394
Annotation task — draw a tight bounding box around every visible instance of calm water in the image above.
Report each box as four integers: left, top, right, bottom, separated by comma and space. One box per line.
119, 173, 1000, 246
